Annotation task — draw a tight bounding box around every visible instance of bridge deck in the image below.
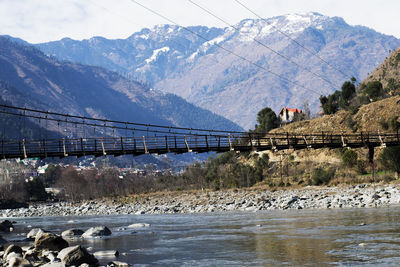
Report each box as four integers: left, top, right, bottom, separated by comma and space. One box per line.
1, 132, 399, 159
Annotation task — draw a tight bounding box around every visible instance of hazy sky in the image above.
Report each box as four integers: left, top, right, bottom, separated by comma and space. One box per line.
1, 0, 399, 44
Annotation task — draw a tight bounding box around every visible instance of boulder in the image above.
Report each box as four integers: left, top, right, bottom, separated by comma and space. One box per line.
27, 228, 46, 239
82, 226, 111, 238
34, 232, 69, 252
4, 244, 23, 259
57, 245, 98, 266
8, 256, 33, 267
61, 229, 84, 237
3, 252, 22, 262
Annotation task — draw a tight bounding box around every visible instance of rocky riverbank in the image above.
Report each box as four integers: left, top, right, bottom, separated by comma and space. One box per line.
2, 184, 400, 218
0, 221, 129, 266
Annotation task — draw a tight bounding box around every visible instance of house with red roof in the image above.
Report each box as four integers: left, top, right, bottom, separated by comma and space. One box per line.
279, 107, 302, 123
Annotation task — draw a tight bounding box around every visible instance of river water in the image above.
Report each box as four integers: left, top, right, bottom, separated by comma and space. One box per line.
5, 206, 400, 266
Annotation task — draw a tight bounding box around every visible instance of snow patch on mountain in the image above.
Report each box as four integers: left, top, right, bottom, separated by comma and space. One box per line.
145, 46, 170, 63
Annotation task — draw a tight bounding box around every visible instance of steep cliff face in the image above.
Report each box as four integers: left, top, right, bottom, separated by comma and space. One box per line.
35, 13, 400, 129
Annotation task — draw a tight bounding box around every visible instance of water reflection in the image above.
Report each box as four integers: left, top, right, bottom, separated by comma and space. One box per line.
4, 206, 400, 266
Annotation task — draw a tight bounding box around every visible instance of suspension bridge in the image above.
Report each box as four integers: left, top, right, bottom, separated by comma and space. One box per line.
0, 104, 399, 161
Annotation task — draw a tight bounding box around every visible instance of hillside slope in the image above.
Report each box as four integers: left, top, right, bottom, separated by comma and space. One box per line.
272, 95, 400, 133
361, 46, 400, 95
0, 36, 242, 137
34, 13, 400, 129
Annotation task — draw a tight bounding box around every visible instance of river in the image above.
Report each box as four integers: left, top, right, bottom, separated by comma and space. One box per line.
5, 206, 400, 266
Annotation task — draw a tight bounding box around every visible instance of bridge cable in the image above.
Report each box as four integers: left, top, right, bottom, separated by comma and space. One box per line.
0, 109, 248, 141
0, 104, 246, 135
1, 106, 6, 141
129, 0, 326, 96
232, 0, 357, 81
189, 0, 339, 91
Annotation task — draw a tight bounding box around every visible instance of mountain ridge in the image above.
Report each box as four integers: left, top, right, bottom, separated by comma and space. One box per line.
30, 12, 400, 129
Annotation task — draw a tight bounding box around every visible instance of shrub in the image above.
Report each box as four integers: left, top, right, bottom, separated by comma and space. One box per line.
365, 81, 383, 100
379, 146, 400, 175
311, 168, 335, 185
356, 160, 367, 175
342, 149, 358, 168
388, 116, 400, 131
25, 177, 48, 201
379, 119, 389, 130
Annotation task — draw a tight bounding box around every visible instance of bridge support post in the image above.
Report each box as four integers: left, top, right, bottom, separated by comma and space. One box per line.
22, 139, 27, 159
142, 136, 148, 154
165, 136, 170, 153
184, 135, 192, 153
100, 137, 106, 156
62, 138, 68, 157
120, 137, 124, 154
43, 139, 47, 158
368, 146, 374, 164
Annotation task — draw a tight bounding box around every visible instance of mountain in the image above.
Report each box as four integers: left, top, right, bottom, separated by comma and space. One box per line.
33, 12, 400, 129
0, 36, 242, 140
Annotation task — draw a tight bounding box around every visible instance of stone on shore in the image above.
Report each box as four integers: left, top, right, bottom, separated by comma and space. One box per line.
34, 232, 69, 252
82, 226, 111, 238
57, 245, 98, 266
8, 256, 32, 267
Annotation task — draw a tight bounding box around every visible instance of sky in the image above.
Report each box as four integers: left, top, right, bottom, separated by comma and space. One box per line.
0, 0, 399, 44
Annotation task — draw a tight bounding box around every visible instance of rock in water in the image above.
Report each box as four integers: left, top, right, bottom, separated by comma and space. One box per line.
0, 220, 14, 232
61, 229, 84, 237
34, 232, 69, 252
108, 261, 129, 267
82, 226, 111, 238
127, 223, 150, 228
57, 245, 98, 266
93, 250, 119, 257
